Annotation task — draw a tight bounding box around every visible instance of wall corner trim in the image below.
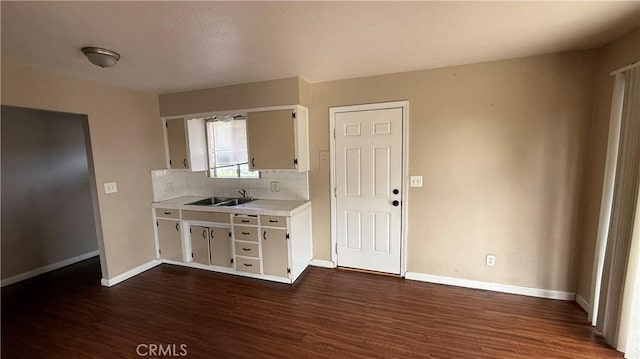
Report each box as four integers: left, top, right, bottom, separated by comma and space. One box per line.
576, 294, 592, 315
309, 259, 337, 268
100, 259, 162, 287
1, 250, 100, 287
405, 272, 576, 301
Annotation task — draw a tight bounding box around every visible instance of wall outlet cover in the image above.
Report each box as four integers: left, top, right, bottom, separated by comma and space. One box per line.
270, 181, 280, 192
104, 182, 118, 194
410, 176, 423, 187
486, 254, 496, 267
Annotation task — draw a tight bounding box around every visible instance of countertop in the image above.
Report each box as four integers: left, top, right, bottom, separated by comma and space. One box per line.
152, 196, 311, 217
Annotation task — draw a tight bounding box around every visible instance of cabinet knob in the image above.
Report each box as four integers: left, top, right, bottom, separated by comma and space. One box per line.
393, 189, 399, 195
392, 200, 400, 207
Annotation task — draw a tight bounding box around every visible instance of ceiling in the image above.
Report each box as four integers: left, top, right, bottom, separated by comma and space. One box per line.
2, 1, 639, 94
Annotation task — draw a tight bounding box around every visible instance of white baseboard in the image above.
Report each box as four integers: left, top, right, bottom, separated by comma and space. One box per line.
405, 272, 576, 301
1, 250, 100, 287
101, 259, 161, 287
576, 294, 591, 314
309, 259, 336, 268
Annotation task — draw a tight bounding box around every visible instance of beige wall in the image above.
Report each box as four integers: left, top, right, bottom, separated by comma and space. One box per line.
1, 59, 166, 279
576, 28, 640, 305
310, 51, 596, 291
159, 77, 302, 116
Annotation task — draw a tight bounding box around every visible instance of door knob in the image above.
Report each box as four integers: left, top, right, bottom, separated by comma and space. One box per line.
393, 189, 399, 195
392, 200, 400, 207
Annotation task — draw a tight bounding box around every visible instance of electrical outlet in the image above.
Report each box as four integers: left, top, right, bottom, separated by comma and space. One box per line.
270, 182, 280, 192
164, 182, 174, 192
104, 182, 118, 194
410, 176, 423, 187
486, 254, 496, 267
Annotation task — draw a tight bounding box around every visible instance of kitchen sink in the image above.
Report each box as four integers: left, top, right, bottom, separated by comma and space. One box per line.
185, 197, 254, 207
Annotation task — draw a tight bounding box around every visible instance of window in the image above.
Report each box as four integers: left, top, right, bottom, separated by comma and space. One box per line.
205, 116, 259, 178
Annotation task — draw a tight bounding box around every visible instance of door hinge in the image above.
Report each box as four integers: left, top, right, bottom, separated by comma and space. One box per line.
287, 268, 291, 274
292, 112, 296, 119
189, 228, 191, 233
286, 233, 290, 240
293, 158, 298, 166
333, 128, 336, 139
334, 187, 337, 198
156, 221, 158, 227
335, 243, 338, 254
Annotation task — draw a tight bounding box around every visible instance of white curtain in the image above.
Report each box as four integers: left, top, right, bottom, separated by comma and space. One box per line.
596, 66, 640, 348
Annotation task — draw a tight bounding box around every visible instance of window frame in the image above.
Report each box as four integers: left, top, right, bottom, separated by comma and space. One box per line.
204, 114, 259, 179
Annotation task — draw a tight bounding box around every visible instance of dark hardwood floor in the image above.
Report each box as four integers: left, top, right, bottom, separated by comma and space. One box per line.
2, 257, 621, 358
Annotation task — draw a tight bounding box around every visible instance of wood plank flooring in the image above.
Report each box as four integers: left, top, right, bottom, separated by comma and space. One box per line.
2, 257, 622, 358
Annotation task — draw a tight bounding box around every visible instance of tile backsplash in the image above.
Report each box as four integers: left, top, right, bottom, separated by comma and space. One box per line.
151, 169, 309, 202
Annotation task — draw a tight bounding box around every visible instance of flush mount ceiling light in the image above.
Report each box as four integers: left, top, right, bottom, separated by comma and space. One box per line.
81, 47, 120, 68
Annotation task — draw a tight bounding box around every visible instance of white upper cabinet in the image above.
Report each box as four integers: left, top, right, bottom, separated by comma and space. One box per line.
246, 105, 309, 172
164, 117, 207, 171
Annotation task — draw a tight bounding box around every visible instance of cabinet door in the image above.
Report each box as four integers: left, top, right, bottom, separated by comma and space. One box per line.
210, 227, 232, 268
190, 225, 210, 265
166, 118, 188, 169
157, 219, 182, 261
247, 109, 296, 170
262, 228, 289, 277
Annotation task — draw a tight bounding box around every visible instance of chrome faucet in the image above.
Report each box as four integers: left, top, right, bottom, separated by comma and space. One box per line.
236, 188, 247, 198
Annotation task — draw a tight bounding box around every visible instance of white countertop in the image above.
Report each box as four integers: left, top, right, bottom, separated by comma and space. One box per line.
152, 196, 311, 217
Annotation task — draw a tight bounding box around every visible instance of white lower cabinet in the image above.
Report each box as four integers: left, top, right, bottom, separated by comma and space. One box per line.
262, 227, 289, 277
188, 225, 233, 268
156, 218, 182, 261
154, 205, 312, 284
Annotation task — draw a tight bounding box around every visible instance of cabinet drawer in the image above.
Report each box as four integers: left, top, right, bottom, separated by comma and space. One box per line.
235, 242, 260, 258
234, 226, 258, 242
156, 208, 180, 219
236, 257, 261, 274
182, 210, 230, 223
261, 215, 287, 228
233, 215, 258, 226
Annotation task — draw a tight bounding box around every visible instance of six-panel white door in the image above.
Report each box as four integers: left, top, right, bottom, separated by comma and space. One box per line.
335, 107, 403, 274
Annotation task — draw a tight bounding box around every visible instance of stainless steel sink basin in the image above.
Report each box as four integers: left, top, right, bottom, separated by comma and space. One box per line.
185, 197, 254, 207
217, 198, 254, 206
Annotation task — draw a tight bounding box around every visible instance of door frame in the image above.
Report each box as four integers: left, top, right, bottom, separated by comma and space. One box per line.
329, 101, 410, 276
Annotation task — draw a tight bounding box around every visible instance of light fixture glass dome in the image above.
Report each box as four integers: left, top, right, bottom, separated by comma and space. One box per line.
81, 47, 120, 68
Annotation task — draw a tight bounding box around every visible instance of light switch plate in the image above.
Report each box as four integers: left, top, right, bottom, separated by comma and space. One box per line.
410, 176, 423, 187
486, 254, 496, 267
104, 182, 118, 194
319, 150, 330, 172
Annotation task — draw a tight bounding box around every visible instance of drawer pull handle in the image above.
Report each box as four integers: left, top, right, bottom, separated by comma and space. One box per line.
242, 232, 250, 235
269, 220, 278, 223
263, 231, 267, 240
242, 248, 251, 251
164, 212, 171, 215
202, 230, 207, 239
244, 263, 253, 267
241, 220, 250, 223
175, 223, 179, 232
